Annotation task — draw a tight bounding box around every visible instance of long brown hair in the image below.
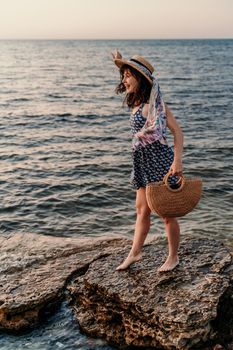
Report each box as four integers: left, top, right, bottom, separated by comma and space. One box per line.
115, 64, 152, 108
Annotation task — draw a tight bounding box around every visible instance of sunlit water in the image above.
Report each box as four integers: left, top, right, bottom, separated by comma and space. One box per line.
0, 39, 232, 349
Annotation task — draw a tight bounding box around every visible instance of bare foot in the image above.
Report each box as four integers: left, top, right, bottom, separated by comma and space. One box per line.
116, 252, 142, 271
157, 256, 179, 272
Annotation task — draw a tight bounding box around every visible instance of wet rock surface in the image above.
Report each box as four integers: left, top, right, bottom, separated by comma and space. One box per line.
68, 237, 233, 350
0, 232, 130, 331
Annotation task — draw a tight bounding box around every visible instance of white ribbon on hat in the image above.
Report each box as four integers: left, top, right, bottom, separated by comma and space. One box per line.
132, 76, 167, 149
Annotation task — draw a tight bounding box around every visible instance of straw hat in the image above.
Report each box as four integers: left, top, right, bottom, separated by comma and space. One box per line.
113, 52, 154, 85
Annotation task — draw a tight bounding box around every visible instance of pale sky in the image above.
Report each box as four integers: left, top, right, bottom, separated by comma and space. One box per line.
0, 0, 232, 40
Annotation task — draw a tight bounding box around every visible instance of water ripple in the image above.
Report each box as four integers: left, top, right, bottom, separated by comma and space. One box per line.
0, 39, 232, 350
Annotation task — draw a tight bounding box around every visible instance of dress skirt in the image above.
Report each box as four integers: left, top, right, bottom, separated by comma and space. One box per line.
131, 140, 178, 190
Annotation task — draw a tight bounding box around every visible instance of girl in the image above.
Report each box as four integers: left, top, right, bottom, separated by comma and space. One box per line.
111, 51, 184, 272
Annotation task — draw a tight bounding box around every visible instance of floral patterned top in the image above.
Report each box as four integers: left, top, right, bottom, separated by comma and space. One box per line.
132, 77, 168, 149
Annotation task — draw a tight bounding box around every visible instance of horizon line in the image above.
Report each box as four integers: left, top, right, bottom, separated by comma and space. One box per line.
0, 37, 232, 41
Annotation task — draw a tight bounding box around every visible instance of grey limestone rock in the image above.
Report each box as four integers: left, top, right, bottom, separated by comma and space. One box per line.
1, 232, 233, 349
67, 237, 233, 350
0, 232, 130, 331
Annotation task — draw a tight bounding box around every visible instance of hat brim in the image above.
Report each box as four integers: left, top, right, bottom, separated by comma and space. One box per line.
114, 58, 153, 85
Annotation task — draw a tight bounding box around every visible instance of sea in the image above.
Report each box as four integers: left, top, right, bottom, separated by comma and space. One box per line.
0, 39, 232, 349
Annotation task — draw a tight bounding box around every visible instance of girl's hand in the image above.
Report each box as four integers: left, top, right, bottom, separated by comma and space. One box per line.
169, 158, 183, 176
111, 50, 122, 60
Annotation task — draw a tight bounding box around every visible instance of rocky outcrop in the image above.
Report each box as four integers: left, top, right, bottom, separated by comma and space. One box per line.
0, 232, 130, 331
1, 233, 233, 349
67, 237, 233, 350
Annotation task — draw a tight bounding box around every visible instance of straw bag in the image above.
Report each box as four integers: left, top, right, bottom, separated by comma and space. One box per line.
146, 172, 202, 218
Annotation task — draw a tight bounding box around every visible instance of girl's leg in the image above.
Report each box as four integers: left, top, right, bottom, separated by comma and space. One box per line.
158, 217, 180, 272
116, 187, 151, 270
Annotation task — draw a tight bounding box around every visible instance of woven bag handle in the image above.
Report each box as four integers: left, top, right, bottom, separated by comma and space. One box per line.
163, 171, 185, 192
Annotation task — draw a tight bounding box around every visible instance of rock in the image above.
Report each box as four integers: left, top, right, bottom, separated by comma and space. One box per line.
67, 237, 233, 350
2, 233, 233, 349
0, 232, 130, 331
213, 345, 225, 350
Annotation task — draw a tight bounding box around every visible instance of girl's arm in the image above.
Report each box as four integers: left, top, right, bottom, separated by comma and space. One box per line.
165, 103, 184, 175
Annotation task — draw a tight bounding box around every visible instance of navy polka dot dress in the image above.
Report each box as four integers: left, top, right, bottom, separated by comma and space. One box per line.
130, 103, 177, 190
